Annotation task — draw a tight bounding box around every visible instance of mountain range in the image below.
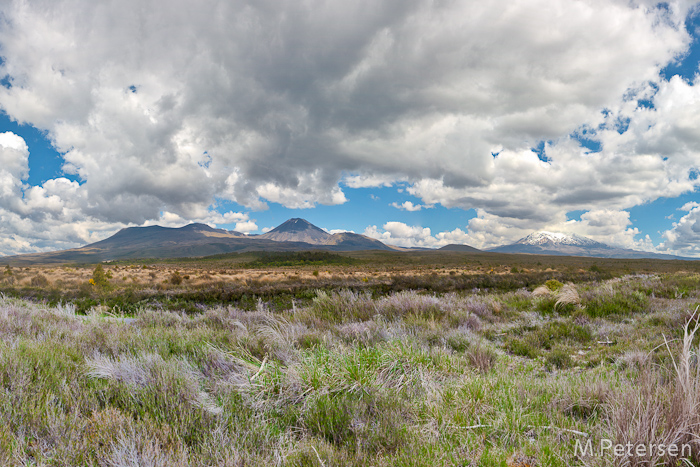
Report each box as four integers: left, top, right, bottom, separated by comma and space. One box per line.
485, 231, 686, 260
0, 219, 694, 264
0, 219, 393, 264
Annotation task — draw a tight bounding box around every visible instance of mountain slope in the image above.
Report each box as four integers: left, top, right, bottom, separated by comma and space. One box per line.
0, 224, 290, 264
489, 231, 686, 260
258, 218, 332, 244
323, 232, 394, 251
258, 219, 393, 251
0, 219, 393, 264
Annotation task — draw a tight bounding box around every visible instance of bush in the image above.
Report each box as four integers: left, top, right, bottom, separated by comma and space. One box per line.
545, 279, 564, 292
170, 271, 183, 285
30, 274, 50, 287
506, 337, 539, 359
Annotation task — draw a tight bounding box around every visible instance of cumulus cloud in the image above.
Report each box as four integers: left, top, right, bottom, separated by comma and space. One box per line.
0, 132, 255, 255
344, 174, 401, 188
0, 0, 698, 253
364, 222, 472, 248
374, 208, 652, 252
390, 201, 428, 212
660, 202, 700, 255
144, 210, 258, 233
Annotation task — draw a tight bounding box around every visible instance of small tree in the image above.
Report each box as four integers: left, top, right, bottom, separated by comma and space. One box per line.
91, 264, 110, 288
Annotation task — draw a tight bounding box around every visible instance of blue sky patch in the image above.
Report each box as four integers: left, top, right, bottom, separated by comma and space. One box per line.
661, 7, 700, 83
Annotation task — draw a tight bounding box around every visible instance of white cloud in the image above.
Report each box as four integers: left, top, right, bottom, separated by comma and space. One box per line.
403, 208, 652, 252
343, 174, 400, 188
0, 0, 697, 252
0, 132, 29, 180
329, 229, 354, 234
233, 221, 258, 234
561, 210, 648, 250
0, 128, 255, 255
364, 222, 472, 248
390, 201, 428, 211
144, 211, 257, 232
660, 204, 700, 255
681, 202, 700, 211
255, 172, 348, 209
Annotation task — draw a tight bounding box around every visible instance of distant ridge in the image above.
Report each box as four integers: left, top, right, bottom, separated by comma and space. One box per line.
438, 244, 481, 252
1, 223, 695, 265
489, 231, 690, 260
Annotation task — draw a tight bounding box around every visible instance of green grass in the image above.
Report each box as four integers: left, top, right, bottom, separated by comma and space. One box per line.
584, 290, 648, 318
1, 273, 700, 465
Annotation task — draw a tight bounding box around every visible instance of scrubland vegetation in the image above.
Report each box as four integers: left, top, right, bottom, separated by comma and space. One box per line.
2, 254, 700, 465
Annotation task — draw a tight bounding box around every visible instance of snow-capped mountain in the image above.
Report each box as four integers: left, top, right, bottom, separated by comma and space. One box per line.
515, 231, 607, 248
489, 230, 688, 259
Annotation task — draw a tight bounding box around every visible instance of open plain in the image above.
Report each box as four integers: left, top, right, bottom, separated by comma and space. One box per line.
1, 251, 700, 465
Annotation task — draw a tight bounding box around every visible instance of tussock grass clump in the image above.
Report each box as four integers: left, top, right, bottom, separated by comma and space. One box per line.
309, 289, 377, 323
554, 283, 581, 312
467, 340, 497, 373
378, 290, 445, 320
308, 290, 496, 329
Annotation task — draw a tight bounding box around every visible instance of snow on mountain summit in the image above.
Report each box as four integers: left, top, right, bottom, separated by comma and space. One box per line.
517, 231, 602, 247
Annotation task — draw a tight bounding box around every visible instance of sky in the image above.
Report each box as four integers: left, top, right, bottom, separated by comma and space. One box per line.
3, 1, 700, 255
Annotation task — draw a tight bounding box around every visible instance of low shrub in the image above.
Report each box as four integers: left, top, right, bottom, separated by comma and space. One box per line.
170, 271, 183, 285
30, 274, 50, 287
506, 320, 591, 359
584, 290, 648, 318
505, 337, 539, 359
546, 348, 573, 369
545, 279, 564, 292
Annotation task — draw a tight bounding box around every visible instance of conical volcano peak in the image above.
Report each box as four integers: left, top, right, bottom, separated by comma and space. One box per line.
269, 218, 326, 233
180, 223, 216, 231
259, 218, 331, 244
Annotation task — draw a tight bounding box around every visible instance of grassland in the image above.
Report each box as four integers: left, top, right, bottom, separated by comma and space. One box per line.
2, 252, 700, 465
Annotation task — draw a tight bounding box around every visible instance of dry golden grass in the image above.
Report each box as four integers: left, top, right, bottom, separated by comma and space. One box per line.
0, 263, 499, 293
